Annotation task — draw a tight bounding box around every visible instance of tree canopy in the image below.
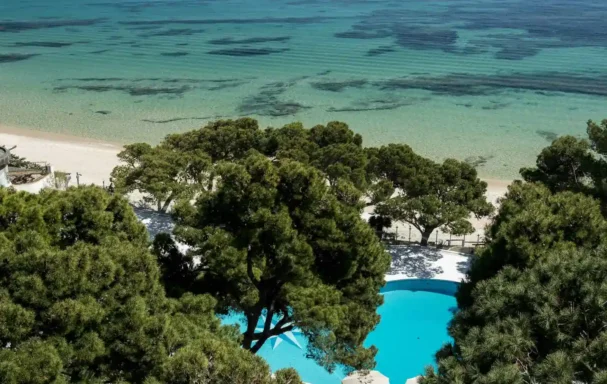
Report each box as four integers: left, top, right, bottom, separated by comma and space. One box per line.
264, 121, 369, 190
422, 246, 607, 384
111, 142, 211, 212
421, 180, 607, 383
520, 135, 593, 194
111, 118, 494, 249
457, 181, 607, 307
163, 118, 264, 162
0, 186, 298, 384
157, 153, 390, 373
112, 119, 375, 212
521, 119, 607, 210
376, 153, 493, 245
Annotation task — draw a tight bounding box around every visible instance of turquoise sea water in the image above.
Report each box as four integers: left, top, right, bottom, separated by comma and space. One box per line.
223, 281, 456, 384
1, 0, 607, 178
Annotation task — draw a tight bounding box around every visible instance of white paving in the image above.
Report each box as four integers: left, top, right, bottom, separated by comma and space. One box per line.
385, 245, 471, 283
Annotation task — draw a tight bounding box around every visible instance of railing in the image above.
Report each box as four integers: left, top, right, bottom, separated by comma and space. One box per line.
377, 226, 487, 253
0, 150, 9, 168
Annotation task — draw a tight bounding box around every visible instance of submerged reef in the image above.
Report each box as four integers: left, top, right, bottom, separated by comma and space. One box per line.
238, 80, 310, 116
208, 36, 291, 45
310, 79, 368, 92
0, 53, 39, 63
207, 47, 289, 56
0, 19, 105, 32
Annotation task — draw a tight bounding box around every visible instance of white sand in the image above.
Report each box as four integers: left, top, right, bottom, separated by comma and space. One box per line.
0, 124, 121, 186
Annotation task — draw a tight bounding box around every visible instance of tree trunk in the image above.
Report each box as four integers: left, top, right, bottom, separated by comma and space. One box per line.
160, 198, 172, 213
420, 227, 434, 247
159, 192, 176, 213
242, 312, 259, 351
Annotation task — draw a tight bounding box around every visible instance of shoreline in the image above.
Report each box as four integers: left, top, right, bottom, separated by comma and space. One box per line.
0, 123, 513, 197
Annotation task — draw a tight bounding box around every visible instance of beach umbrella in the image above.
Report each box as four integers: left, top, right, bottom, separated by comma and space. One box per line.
342, 370, 389, 384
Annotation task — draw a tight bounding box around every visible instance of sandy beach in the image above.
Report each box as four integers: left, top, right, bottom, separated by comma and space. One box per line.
0, 124, 512, 238
0, 124, 122, 186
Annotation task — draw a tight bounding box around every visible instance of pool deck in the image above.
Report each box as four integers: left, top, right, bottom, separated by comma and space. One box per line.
385, 245, 471, 283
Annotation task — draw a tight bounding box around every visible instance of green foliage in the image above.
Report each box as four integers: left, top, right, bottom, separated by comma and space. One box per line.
521, 119, 607, 211
587, 118, 607, 155
458, 181, 607, 308
113, 119, 492, 234
365, 179, 395, 206
312, 143, 368, 190
153, 233, 198, 298
0, 186, 292, 384
163, 118, 264, 162
422, 247, 607, 384
309, 121, 363, 148
8, 152, 43, 170
520, 135, 593, 194
265, 121, 370, 190
376, 157, 493, 245
111, 142, 212, 212
263, 122, 317, 163
53, 171, 70, 190
113, 119, 374, 211
368, 215, 392, 240
160, 153, 390, 373
423, 180, 607, 384
113, 118, 266, 212
274, 368, 304, 384
365, 144, 429, 189
587, 119, 607, 205
0, 186, 148, 248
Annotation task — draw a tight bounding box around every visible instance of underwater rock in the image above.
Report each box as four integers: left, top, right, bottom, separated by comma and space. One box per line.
207, 47, 289, 56
0, 53, 39, 63
0, 18, 105, 32
208, 36, 291, 45
310, 79, 367, 92
366, 45, 396, 56
536, 130, 559, 142
160, 51, 189, 57
12, 41, 73, 47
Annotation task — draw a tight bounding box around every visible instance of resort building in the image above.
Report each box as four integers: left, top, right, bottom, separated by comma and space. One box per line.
0, 146, 59, 193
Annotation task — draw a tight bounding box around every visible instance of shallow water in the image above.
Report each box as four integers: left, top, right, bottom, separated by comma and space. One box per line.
1, 0, 606, 178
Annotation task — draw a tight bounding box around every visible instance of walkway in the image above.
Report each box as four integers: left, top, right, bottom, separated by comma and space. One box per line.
385, 245, 470, 283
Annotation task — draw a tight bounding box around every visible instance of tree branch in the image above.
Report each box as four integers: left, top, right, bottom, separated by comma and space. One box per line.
246, 248, 260, 289
160, 191, 177, 213
249, 314, 294, 354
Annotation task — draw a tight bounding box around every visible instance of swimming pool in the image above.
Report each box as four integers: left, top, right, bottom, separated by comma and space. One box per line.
223, 279, 458, 384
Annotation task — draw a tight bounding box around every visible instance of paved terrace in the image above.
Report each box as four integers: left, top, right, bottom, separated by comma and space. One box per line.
385, 245, 470, 283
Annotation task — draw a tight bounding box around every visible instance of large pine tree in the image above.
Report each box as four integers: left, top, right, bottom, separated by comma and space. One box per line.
0, 187, 299, 384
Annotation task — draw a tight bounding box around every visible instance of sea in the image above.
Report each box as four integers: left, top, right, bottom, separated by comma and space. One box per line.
1, 0, 606, 179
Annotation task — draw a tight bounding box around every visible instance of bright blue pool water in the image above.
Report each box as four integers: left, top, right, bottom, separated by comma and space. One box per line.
223, 279, 458, 384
